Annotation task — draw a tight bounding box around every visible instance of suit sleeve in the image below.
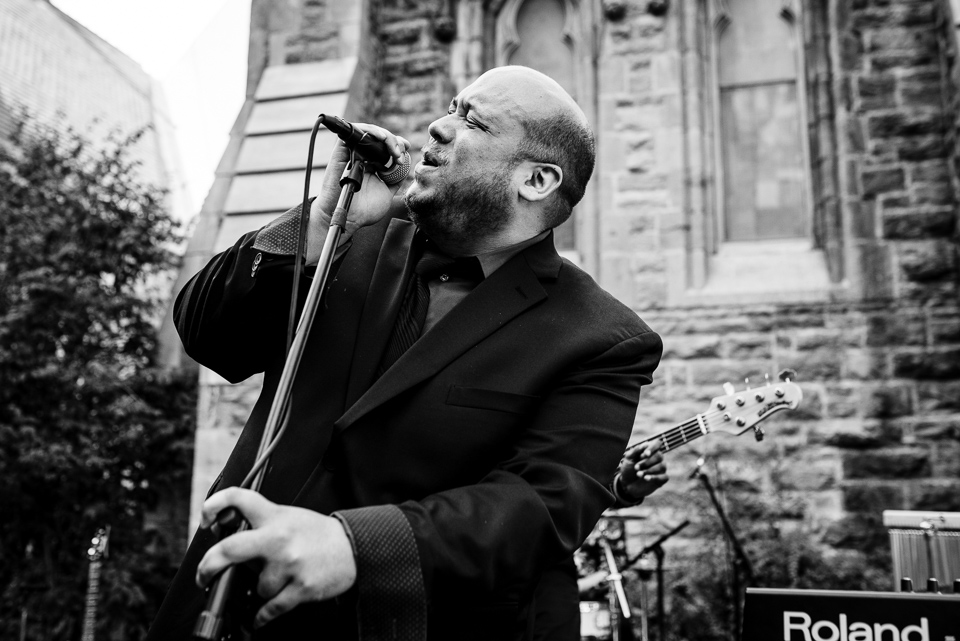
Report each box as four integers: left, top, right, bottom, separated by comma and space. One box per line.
174, 201, 348, 382
334, 327, 662, 637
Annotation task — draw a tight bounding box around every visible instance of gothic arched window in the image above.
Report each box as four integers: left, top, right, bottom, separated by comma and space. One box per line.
715, 0, 811, 241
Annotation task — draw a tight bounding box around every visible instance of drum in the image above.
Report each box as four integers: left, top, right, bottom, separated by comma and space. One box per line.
579, 601, 611, 640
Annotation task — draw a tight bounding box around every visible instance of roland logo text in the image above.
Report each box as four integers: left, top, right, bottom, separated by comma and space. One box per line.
784, 611, 930, 641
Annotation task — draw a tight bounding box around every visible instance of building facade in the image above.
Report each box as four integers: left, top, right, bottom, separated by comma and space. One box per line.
178, 0, 960, 624
0, 0, 189, 220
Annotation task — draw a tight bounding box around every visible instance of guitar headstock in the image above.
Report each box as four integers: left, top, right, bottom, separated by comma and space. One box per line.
87, 527, 110, 562
704, 372, 802, 440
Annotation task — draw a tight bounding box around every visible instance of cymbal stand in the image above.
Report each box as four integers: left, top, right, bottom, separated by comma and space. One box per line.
597, 525, 636, 641
625, 519, 690, 641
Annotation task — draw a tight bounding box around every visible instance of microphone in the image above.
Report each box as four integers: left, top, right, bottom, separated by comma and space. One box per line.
318, 114, 411, 185
688, 456, 705, 479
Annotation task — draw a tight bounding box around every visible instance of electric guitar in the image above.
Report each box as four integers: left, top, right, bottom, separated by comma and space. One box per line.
582, 374, 803, 638
626, 371, 803, 459
81, 527, 109, 641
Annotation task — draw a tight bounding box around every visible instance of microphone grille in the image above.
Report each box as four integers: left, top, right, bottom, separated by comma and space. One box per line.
377, 151, 411, 186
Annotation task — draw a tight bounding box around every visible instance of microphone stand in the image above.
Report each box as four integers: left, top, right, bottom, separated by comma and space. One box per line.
625, 520, 690, 641
691, 463, 753, 641
192, 146, 367, 640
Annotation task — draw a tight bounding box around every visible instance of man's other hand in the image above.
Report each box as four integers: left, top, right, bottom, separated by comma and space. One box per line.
196, 488, 357, 629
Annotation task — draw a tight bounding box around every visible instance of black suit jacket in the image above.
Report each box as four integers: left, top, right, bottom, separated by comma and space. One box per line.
149, 208, 662, 640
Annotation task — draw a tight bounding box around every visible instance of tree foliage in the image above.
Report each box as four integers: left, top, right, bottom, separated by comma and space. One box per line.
0, 114, 195, 640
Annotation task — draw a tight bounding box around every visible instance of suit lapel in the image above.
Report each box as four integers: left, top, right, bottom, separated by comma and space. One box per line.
256, 215, 396, 503
343, 218, 418, 408
335, 234, 562, 432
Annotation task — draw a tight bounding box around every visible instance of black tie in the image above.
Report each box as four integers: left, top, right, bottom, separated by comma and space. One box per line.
377, 241, 481, 376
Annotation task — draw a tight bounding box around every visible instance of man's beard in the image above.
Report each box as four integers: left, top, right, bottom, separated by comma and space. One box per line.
403, 165, 513, 250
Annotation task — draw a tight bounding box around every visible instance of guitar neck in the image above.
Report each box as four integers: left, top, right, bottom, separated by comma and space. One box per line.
630, 379, 802, 457
81, 559, 101, 641
640, 415, 708, 454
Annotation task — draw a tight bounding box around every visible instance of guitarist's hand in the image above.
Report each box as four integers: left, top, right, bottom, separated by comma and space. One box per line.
196, 488, 357, 629
614, 442, 668, 505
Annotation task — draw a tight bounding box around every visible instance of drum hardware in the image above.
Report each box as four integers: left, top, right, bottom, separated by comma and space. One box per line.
597, 523, 633, 641
578, 517, 632, 640
633, 556, 654, 641
576, 372, 800, 641
579, 600, 612, 640
580, 517, 691, 641
625, 519, 690, 641
599, 511, 650, 521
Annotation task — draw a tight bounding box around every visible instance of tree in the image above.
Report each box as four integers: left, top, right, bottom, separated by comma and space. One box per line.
0, 114, 195, 640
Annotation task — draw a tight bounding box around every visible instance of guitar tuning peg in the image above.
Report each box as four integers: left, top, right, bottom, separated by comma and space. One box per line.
753, 426, 764, 441
744, 377, 751, 390
722, 382, 735, 395
764, 373, 770, 385
778, 368, 797, 382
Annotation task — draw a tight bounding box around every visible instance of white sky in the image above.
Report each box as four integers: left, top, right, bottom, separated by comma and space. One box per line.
50, 0, 252, 216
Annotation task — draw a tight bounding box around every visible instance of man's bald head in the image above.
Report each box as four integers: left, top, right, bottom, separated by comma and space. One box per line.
474, 66, 596, 227
405, 66, 596, 253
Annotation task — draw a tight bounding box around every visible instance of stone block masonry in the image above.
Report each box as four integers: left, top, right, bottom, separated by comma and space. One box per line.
181, 0, 960, 608
605, 0, 958, 568
841, 0, 959, 303
370, 0, 454, 157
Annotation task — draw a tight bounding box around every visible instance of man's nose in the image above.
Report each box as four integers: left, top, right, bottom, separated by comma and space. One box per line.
427, 114, 455, 144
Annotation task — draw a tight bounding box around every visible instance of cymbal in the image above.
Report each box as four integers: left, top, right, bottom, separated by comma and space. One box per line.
599, 510, 647, 521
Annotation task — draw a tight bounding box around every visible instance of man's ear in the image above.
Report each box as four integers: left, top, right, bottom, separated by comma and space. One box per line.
516, 161, 563, 203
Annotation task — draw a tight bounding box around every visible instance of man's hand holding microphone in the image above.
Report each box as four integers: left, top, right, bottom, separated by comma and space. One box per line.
304, 117, 412, 266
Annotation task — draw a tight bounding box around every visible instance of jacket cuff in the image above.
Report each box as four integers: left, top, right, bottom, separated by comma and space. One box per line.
610, 473, 645, 509
253, 200, 312, 255
333, 505, 427, 641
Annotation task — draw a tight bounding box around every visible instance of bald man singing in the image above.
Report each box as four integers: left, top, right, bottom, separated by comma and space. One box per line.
150, 66, 662, 640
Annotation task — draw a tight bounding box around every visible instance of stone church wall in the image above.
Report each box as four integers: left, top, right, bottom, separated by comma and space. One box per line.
600, 0, 960, 609
186, 0, 960, 611
358, 0, 960, 593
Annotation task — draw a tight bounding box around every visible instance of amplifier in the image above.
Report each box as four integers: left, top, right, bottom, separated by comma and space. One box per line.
742, 588, 960, 641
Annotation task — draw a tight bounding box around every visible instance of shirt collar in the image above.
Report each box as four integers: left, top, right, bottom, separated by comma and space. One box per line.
474, 230, 551, 279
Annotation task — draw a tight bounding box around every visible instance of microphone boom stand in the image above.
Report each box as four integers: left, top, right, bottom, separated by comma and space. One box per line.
193, 154, 366, 640
691, 466, 754, 641
625, 519, 690, 641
